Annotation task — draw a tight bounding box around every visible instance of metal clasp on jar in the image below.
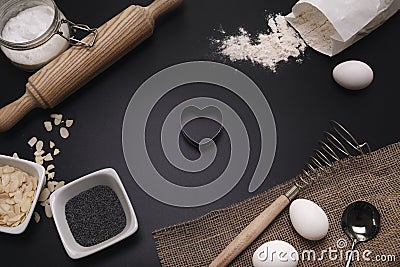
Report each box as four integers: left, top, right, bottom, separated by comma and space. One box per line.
58, 19, 98, 48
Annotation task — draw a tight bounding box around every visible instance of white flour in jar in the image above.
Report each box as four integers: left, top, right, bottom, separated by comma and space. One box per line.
1, 5, 70, 70
213, 14, 307, 72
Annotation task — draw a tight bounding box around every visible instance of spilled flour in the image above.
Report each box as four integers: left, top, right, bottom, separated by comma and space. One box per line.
214, 14, 307, 72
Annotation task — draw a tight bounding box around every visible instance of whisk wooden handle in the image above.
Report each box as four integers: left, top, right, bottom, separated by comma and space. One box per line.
0, 0, 182, 132
209, 195, 290, 267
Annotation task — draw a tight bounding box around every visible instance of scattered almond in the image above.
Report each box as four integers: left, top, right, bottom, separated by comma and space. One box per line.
47, 181, 58, 192
53, 149, 60, 156
34, 150, 44, 157
47, 164, 55, 172
36, 140, 44, 152
34, 212, 40, 223
65, 119, 74, 128
47, 172, 55, 180
43, 153, 53, 162
51, 114, 63, 126
28, 137, 37, 147
44, 121, 52, 132
38, 188, 50, 202
60, 127, 69, 139
44, 204, 52, 218
15, 113, 75, 223
35, 156, 44, 165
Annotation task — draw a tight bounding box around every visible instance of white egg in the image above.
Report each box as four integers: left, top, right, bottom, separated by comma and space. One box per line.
289, 199, 329, 241
332, 60, 374, 90
252, 240, 298, 267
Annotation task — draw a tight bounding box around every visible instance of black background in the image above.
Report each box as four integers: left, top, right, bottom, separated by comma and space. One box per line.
0, 0, 399, 266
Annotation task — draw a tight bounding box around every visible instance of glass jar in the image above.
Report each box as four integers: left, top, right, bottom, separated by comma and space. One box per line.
0, 0, 97, 71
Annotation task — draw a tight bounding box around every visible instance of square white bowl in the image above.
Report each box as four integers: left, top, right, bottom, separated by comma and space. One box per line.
50, 168, 138, 259
0, 154, 46, 234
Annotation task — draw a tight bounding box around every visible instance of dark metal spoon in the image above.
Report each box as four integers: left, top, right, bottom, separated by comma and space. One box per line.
341, 201, 380, 267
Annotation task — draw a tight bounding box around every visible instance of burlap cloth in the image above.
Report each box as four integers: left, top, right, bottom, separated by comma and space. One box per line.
153, 142, 400, 266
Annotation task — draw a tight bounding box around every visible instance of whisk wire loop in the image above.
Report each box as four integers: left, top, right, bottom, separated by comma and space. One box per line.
294, 121, 369, 189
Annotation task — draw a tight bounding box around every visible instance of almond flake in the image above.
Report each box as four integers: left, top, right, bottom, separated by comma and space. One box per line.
49, 141, 55, 149
47, 172, 55, 180
47, 164, 55, 172
60, 127, 69, 139
14, 203, 21, 215
34, 150, 45, 156
3, 166, 15, 174
50, 113, 62, 120
24, 191, 34, 198
2, 174, 10, 187
36, 140, 44, 152
28, 137, 37, 147
0, 203, 11, 212
44, 204, 52, 218
5, 199, 14, 205
32, 177, 38, 190
21, 197, 32, 212
38, 188, 50, 202
13, 190, 22, 203
34, 212, 41, 223
47, 181, 58, 192
50, 114, 63, 126
44, 121, 53, 132
35, 156, 44, 165
43, 153, 53, 162
50, 114, 59, 119
65, 119, 74, 128
53, 149, 60, 156
8, 213, 24, 223
8, 180, 19, 193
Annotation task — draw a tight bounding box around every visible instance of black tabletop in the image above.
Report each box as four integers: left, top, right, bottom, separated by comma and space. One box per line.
0, 0, 399, 266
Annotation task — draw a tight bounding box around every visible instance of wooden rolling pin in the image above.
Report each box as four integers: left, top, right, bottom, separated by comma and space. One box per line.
0, 0, 183, 132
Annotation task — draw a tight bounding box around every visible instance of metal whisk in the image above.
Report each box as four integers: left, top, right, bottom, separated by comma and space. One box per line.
286, 120, 371, 200
210, 120, 371, 267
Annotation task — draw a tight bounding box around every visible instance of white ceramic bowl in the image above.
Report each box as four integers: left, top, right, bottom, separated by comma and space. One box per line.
50, 168, 138, 259
0, 155, 46, 234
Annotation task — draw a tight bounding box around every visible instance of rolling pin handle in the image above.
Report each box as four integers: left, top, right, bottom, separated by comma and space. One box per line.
147, 0, 183, 20
0, 92, 39, 132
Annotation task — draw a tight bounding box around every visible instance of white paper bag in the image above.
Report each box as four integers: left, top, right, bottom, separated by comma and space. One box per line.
286, 0, 400, 56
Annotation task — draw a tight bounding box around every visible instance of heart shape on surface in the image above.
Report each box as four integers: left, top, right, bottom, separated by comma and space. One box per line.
180, 105, 223, 146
